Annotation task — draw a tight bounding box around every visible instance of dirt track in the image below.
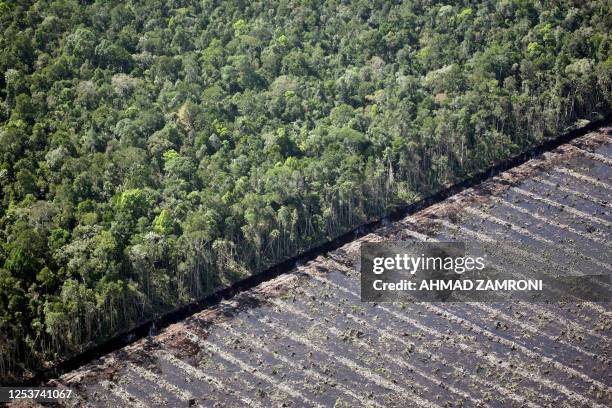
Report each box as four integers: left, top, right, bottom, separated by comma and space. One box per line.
35, 127, 612, 407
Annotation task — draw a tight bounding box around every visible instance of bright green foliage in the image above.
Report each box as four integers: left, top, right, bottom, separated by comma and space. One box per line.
153, 209, 175, 234
0, 0, 610, 381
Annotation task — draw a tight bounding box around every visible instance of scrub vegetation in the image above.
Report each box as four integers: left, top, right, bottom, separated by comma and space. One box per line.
0, 0, 610, 380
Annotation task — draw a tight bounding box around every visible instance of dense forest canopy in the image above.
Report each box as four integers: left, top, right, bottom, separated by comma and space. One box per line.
0, 0, 610, 380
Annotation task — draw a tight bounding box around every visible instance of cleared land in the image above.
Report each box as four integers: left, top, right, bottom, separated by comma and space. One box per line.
39, 127, 612, 407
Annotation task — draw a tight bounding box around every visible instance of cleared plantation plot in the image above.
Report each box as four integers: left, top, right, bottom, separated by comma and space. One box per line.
50, 128, 611, 407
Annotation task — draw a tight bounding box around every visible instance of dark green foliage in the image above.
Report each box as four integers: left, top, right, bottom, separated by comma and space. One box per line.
0, 0, 610, 380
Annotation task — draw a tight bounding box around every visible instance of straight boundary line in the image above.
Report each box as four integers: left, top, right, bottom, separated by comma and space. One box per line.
13, 117, 611, 387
